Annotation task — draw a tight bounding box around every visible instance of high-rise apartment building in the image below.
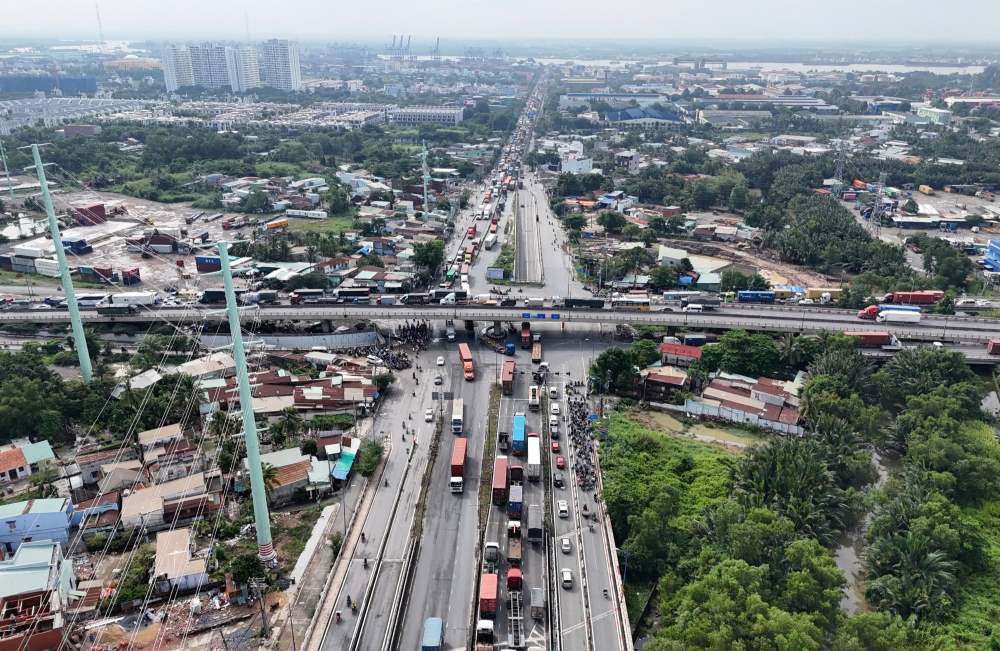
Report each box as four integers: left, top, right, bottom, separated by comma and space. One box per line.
188, 43, 230, 89
257, 39, 302, 92
161, 44, 194, 92
225, 47, 261, 93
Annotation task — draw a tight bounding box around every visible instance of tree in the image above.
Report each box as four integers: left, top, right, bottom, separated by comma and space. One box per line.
590, 347, 638, 394
373, 372, 395, 393
631, 339, 660, 368
691, 181, 717, 209
327, 184, 351, 215
728, 184, 749, 212
597, 211, 626, 234
229, 552, 265, 587
720, 270, 769, 292
649, 266, 678, 290
241, 188, 270, 214
261, 463, 280, 502
831, 612, 927, 651
563, 214, 586, 231
356, 439, 385, 477
412, 240, 445, 273
300, 438, 318, 456
714, 329, 780, 378
876, 346, 975, 406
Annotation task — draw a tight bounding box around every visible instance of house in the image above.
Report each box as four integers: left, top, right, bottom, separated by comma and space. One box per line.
0, 540, 76, 651
153, 528, 208, 594
251, 448, 330, 504
74, 447, 139, 487
614, 150, 641, 175
659, 343, 703, 367
172, 352, 236, 381
640, 366, 689, 402
0, 499, 74, 556
0, 441, 55, 485
138, 423, 184, 456
684, 372, 804, 435
98, 460, 145, 493
120, 473, 219, 531
70, 491, 120, 535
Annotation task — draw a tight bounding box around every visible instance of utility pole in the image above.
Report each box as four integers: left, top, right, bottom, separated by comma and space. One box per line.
0, 139, 14, 201
26, 144, 93, 382
220, 242, 276, 562
421, 140, 431, 215
249, 577, 270, 636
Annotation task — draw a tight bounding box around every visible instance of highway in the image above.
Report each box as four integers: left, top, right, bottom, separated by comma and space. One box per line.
514, 188, 544, 284
395, 344, 494, 649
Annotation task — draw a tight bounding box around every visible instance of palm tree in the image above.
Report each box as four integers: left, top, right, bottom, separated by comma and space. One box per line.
261, 463, 280, 503
276, 407, 304, 444
207, 411, 230, 440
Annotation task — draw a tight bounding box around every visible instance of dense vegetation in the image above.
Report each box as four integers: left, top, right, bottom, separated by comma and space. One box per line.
600, 333, 1000, 649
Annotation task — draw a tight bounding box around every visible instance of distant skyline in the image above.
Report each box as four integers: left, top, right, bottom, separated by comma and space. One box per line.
8, 0, 1000, 45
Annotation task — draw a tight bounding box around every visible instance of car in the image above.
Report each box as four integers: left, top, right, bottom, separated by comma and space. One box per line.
436, 356, 445, 366
550, 403, 560, 416
550, 424, 559, 439
555, 456, 566, 469
561, 537, 572, 554
557, 500, 569, 518
561, 568, 573, 589
424, 408, 434, 422
553, 471, 564, 488
434, 375, 443, 386
551, 441, 560, 454
548, 386, 558, 399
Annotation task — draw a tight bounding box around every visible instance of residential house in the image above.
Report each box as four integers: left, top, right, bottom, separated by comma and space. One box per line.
0, 541, 76, 651
0, 499, 74, 555
71, 492, 120, 540
0, 441, 55, 485
173, 352, 236, 381
153, 528, 208, 594
659, 343, 703, 367
684, 372, 804, 435
74, 447, 139, 487
120, 473, 219, 531
640, 366, 689, 402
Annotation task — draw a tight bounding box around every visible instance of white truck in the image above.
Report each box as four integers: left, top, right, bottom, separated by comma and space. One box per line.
876, 310, 922, 324
484, 233, 498, 250
110, 291, 158, 306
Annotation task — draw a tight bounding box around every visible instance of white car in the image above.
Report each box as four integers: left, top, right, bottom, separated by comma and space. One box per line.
557, 499, 569, 518
561, 537, 572, 554
550, 403, 560, 416
424, 408, 434, 422
548, 386, 558, 399
436, 356, 445, 366
561, 568, 574, 589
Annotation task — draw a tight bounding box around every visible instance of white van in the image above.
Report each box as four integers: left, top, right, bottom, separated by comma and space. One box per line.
440, 293, 457, 305
683, 304, 704, 313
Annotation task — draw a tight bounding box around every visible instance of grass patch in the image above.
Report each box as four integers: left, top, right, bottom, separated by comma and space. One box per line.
624, 578, 656, 625
478, 384, 501, 533
287, 215, 355, 235
629, 409, 764, 453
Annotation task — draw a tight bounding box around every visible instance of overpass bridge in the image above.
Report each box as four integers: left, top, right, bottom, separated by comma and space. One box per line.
7, 303, 1000, 348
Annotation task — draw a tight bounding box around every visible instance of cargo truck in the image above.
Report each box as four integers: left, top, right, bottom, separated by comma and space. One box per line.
805, 287, 842, 301
501, 360, 515, 395
919, 184, 935, 195
520, 321, 532, 349
508, 484, 523, 519
458, 343, 475, 381
97, 304, 137, 316
527, 504, 543, 543
450, 438, 467, 493
529, 588, 545, 620
512, 413, 527, 455
737, 290, 775, 303
988, 340, 1000, 355
564, 297, 605, 309
492, 456, 509, 505
843, 331, 892, 347
475, 620, 496, 651
508, 521, 522, 567
857, 304, 922, 320
479, 574, 498, 617
528, 386, 540, 411
877, 310, 921, 324
422, 617, 444, 651
451, 399, 464, 435
526, 436, 541, 482
484, 233, 498, 249
531, 342, 542, 364
110, 291, 158, 306
880, 290, 943, 305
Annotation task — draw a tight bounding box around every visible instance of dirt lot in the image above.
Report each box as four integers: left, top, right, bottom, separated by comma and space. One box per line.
630, 410, 764, 453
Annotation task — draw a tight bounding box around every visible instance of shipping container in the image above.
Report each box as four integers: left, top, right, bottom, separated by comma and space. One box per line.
881, 290, 944, 305
843, 331, 892, 347
501, 360, 515, 396
491, 456, 509, 505
987, 339, 1000, 355
479, 573, 498, 617
508, 484, 523, 519
512, 413, 526, 455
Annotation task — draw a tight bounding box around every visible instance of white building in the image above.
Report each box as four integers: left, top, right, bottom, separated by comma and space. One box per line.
389, 107, 464, 127
160, 44, 194, 92
560, 154, 593, 174
258, 39, 302, 92
188, 43, 231, 89
225, 46, 260, 93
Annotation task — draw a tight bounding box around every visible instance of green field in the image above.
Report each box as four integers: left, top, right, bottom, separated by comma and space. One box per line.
286, 216, 355, 235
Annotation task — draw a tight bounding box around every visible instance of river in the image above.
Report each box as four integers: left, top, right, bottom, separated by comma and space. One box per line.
834, 451, 894, 613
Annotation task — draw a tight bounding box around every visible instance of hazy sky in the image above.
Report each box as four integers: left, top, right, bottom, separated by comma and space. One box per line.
8, 0, 1000, 44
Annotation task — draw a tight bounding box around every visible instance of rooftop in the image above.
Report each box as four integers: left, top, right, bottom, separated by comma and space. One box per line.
0, 540, 63, 601
0, 498, 69, 519
154, 528, 206, 580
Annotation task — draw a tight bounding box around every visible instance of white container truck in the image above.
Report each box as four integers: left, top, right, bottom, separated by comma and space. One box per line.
110, 291, 158, 306
876, 310, 921, 324
526, 436, 541, 482
484, 233, 498, 250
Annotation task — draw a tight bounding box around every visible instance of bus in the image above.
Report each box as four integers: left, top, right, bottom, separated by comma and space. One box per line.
290, 288, 325, 304
334, 287, 372, 303
451, 398, 464, 435
662, 290, 706, 304
610, 296, 651, 311
401, 293, 430, 305
76, 293, 110, 308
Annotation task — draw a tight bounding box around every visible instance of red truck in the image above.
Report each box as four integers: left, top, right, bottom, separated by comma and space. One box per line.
988, 340, 1000, 355
479, 573, 498, 617
507, 567, 522, 591
492, 456, 509, 505
881, 290, 944, 305
458, 343, 475, 381
520, 321, 531, 349
501, 360, 515, 396
450, 438, 468, 493
467, 224, 477, 237
843, 331, 892, 348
